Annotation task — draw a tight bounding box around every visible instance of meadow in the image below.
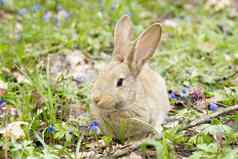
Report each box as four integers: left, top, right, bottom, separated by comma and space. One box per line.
0, 0, 238, 158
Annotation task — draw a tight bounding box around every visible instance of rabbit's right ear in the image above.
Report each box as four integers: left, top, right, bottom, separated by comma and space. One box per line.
113, 15, 133, 62
128, 24, 161, 76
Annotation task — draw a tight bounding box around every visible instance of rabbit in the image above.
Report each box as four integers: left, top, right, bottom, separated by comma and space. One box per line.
91, 15, 170, 140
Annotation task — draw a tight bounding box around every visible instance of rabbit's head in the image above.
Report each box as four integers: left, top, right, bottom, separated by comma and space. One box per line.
92, 15, 162, 111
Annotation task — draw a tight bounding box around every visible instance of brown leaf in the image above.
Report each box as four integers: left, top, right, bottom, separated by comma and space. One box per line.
12, 71, 30, 84
129, 152, 143, 159
0, 80, 7, 96
205, 0, 231, 11
48, 50, 97, 84
0, 121, 28, 139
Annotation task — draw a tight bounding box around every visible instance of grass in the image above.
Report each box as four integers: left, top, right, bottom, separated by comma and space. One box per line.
0, 0, 238, 158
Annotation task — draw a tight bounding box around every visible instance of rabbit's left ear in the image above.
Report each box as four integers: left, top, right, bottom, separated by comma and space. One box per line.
129, 23, 161, 76
113, 15, 133, 62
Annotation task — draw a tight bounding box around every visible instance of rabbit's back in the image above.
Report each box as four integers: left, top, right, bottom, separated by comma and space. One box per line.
138, 64, 170, 128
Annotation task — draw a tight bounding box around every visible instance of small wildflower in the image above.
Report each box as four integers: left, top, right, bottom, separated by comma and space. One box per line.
48, 125, 55, 134
0, 99, 6, 108
208, 102, 218, 112
169, 91, 177, 99
180, 87, 190, 97
18, 8, 28, 16
43, 11, 52, 22
111, 3, 116, 11
32, 3, 41, 13
74, 75, 86, 85
10, 108, 18, 116
56, 6, 70, 27
190, 88, 204, 103
57, 6, 70, 20
89, 121, 100, 135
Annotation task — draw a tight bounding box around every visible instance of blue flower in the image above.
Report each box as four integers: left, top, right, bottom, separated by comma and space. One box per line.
48, 125, 55, 134
180, 87, 189, 97
208, 102, 218, 112
0, 99, 6, 108
169, 91, 177, 99
18, 8, 28, 16
89, 121, 100, 135
32, 3, 41, 13
43, 11, 51, 22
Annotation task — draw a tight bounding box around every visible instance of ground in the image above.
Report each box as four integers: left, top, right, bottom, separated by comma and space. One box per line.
0, 0, 238, 159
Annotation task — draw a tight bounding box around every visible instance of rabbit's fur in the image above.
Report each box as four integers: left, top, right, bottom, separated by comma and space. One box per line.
91, 15, 170, 139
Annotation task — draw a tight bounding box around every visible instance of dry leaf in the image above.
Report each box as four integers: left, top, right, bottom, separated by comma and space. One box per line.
199, 42, 216, 53
48, 50, 97, 84
12, 71, 30, 84
163, 19, 178, 28
205, 0, 231, 11
0, 80, 7, 96
129, 152, 143, 159
76, 151, 95, 159
0, 121, 28, 139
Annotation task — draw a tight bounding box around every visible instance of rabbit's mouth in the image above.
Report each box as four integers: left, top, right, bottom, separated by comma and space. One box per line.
93, 95, 128, 111
98, 102, 129, 114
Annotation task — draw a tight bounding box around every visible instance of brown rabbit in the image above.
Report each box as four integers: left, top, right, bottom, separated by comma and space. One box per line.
91, 15, 170, 140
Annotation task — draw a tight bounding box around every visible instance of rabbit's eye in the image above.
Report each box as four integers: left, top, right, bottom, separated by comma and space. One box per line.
116, 78, 124, 87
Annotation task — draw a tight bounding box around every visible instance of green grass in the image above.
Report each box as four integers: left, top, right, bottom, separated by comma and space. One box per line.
0, 0, 238, 158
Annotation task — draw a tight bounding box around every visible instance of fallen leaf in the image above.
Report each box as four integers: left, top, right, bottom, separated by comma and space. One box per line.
12, 71, 30, 84
163, 19, 178, 28
129, 152, 143, 159
76, 151, 95, 159
205, 0, 231, 11
0, 121, 28, 139
0, 80, 7, 96
48, 50, 97, 84
198, 42, 216, 53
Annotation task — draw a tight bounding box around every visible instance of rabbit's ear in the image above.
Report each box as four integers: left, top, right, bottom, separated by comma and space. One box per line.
130, 23, 161, 75
113, 15, 133, 62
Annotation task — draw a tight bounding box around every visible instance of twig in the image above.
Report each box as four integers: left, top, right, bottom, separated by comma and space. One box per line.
111, 143, 139, 159
181, 105, 238, 130
99, 137, 154, 159
215, 70, 238, 82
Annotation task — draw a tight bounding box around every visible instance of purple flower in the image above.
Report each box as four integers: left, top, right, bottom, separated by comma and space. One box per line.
190, 88, 204, 103
18, 8, 28, 16
32, 3, 41, 13
208, 102, 218, 112
74, 75, 86, 85
57, 6, 70, 20
10, 108, 18, 116
59, 10, 70, 20
48, 125, 55, 134
89, 121, 100, 135
0, 99, 6, 108
169, 91, 177, 99
43, 11, 51, 22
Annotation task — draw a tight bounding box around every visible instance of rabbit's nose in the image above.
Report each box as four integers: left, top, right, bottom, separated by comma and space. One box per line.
93, 95, 114, 109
